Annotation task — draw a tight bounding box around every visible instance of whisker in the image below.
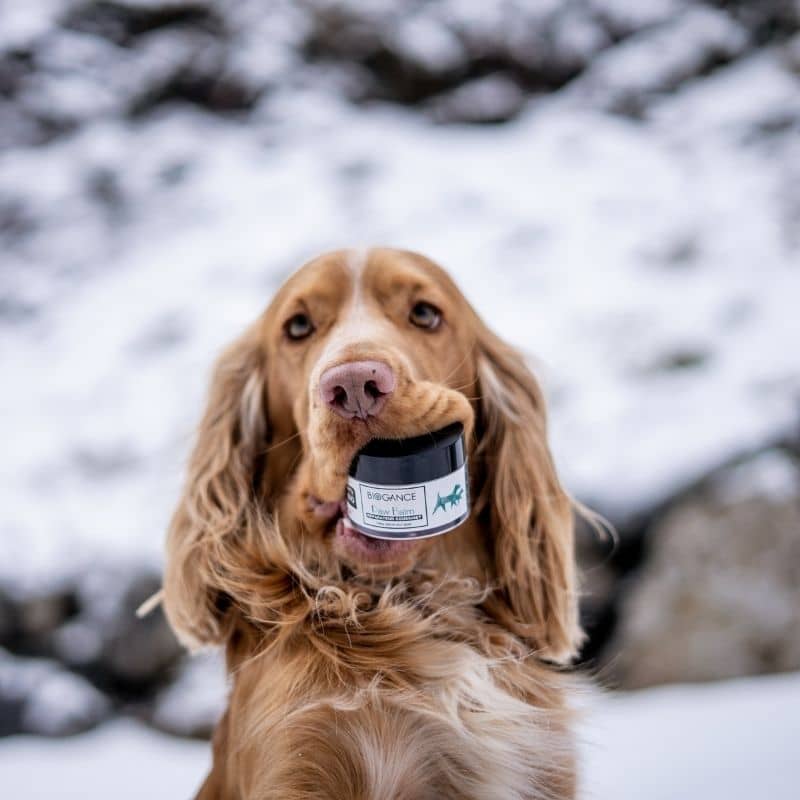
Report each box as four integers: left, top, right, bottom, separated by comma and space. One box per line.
447, 380, 480, 392
260, 430, 304, 455
441, 340, 478, 386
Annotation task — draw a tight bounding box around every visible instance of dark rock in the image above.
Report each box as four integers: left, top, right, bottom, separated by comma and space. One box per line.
1, 0, 792, 142
301, 1, 612, 113
50, 570, 182, 696
605, 448, 800, 688
157, 159, 193, 185
0, 48, 34, 96
98, 574, 182, 689
428, 74, 527, 124
0, 589, 17, 646
577, 560, 619, 665
85, 166, 125, 211
706, 0, 800, 44
62, 1, 225, 47
0, 649, 111, 737
784, 32, 800, 73
0, 196, 36, 243
17, 590, 79, 652
569, 7, 751, 115
126, 33, 262, 117
637, 347, 711, 376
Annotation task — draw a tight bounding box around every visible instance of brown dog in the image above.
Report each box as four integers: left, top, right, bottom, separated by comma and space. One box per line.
163, 248, 583, 799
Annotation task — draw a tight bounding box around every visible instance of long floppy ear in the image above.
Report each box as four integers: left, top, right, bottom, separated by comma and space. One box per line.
163, 322, 268, 649
474, 323, 583, 664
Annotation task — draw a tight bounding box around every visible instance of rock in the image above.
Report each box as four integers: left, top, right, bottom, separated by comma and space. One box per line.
0, 589, 17, 646
569, 7, 750, 116
428, 74, 527, 124
35, 569, 183, 696
0, 648, 111, 736
783, 31, 800, 74
1, 0, 795, 150
607, 448, 800, 688
711, 0, 800, 42
0, 569, 182, 720
301, 0, 613, 109
575, 512, 620, 662
148, 650, 227, 739
98, 573, 183, 688
52, 571, 182, 692
16, 589, 79, 653
62, 1, 224, 46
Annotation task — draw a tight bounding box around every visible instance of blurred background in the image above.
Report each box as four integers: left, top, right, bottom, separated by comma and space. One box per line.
1, 0, 799, 797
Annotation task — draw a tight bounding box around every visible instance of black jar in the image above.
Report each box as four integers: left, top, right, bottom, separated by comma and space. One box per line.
345, 422, 469, 540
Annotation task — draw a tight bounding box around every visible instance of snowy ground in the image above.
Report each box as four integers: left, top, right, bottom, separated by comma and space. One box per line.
1, 671, 798, 799
581, 671, 800, 800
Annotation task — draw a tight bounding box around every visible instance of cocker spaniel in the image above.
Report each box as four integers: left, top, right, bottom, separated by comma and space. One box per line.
163, 248, 583, 799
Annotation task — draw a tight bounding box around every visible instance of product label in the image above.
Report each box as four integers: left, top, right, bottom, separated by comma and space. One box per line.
346, 462, 469, 539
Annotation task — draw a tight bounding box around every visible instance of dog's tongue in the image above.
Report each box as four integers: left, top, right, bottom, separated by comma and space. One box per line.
308, 496, 343, 520
335, 516, 416, 556
338, 517, 388, 548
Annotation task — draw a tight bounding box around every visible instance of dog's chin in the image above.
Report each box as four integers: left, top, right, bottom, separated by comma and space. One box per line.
304, 498, 419, 573
332, 515, 420, 573
300, 389, 474, 572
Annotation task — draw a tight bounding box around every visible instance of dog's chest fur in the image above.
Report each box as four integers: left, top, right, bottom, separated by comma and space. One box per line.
225, 624, 576, 800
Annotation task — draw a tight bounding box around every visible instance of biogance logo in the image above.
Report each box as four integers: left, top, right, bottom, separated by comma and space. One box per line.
346, 485, 357, 508
433, 484, 464, 514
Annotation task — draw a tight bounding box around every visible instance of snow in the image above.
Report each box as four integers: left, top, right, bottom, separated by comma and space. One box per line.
717, 448, 800, 503
0, 719, 210, 800
2, 6, 800, 589
0, 671, 798, 798
580, 671, 800, 800
0, 0, 63, 50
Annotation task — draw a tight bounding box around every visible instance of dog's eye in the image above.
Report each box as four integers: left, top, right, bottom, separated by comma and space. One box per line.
409, 301, 442, 331
285, 312, 315, 341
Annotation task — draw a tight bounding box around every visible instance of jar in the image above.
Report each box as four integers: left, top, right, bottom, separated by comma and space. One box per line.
345, 422, 469, 540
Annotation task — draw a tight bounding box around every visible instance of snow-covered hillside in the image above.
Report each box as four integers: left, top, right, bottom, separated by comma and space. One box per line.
2, 1, 799, 590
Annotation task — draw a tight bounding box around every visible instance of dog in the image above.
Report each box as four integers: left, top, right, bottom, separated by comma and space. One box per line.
163, 248, 583, 799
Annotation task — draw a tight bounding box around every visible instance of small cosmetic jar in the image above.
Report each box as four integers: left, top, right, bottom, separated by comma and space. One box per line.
345, 422, 469, 540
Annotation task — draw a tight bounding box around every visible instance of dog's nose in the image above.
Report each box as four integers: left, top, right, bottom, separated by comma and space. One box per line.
319, 360, 395, 420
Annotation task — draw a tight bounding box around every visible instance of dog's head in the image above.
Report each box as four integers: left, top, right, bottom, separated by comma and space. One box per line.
163, 248, 582, 662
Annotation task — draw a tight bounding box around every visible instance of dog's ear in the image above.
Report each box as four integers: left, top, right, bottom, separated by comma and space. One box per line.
473, 323, 583, 664
163, 322, 268, 649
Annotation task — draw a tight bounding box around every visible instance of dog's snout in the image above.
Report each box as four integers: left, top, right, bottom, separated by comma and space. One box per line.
319, 360, 395, 420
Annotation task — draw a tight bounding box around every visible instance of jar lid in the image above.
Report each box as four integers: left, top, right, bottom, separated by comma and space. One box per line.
349, 422, 465, 485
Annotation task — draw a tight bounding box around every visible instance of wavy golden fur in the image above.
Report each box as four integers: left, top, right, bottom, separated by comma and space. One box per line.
163, 248, 583, 799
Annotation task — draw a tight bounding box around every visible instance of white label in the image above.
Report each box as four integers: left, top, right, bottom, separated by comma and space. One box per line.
346, 462, 469, 539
